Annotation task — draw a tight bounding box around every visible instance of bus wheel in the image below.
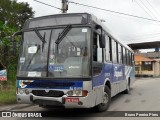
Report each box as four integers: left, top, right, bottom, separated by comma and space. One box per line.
94, 85, 111, 112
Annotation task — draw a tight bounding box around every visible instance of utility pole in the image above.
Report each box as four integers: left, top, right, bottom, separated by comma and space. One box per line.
62, 0, 68, 13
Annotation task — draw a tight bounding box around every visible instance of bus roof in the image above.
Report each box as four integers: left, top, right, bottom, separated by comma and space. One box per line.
24, 13, 133, 53
23, 13, 89, 29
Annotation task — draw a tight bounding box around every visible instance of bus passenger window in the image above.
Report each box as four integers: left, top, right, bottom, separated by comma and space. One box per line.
123, 47, 126, 64
93, 33, 102, 62
97, 36, 102, 62
105, 35, 111, 61
129, 52, 132, 65
131, 53, 134, 66
93, 32, 103, 76
118, 44, 122, 64
126, 50, 129, 65
112, 39, 117, 63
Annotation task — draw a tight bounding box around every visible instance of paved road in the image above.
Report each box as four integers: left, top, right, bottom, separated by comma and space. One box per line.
1, 78, 160, 119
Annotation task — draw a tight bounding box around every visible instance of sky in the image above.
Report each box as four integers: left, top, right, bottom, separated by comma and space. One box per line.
17, 0, 160, 46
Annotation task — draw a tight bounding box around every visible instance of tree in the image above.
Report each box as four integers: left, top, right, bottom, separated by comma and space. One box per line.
0, 0, 34, 46
0, 0, 34, 29
0, 0, 34, 80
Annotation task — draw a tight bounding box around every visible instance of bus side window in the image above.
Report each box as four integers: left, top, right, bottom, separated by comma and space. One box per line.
105, 35, 111, 61
118, 44, 122, 64
128, 52, 130, 65
123, 47, 126, 64
93, 33, 102, 62
112, 39, 117, 63
116, 42, 119, 63
93, 32, 103, 76
97, 35, 102, 62
131, 53, 134, 66
109, 37, 112, 61
129, 52, 132, 66
121, 46, 123, 64
126, 50, 128, 65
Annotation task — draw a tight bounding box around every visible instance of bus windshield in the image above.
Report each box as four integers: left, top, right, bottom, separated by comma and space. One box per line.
17, 27, 91, 78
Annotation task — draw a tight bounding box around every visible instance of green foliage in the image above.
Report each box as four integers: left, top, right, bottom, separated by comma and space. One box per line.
0, 84, 16, 105
0, 0, 34, 105
0, 0, 34, 29
0, 21, 17, 45
0, 0, 34, 44
0, 0, 34, 79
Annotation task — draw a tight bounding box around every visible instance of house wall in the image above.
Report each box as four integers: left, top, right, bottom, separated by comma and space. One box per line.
135, 61, 160, 77
154, 62, 160, 76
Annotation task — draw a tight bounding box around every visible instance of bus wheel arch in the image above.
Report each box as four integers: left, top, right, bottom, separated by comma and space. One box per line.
105, 80, 111, 90
94, 80, 111, 112
124, 77, 131, 94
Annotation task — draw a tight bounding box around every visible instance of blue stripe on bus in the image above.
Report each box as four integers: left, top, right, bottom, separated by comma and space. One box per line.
17, 80, 83, 90
93, 63, 127, 87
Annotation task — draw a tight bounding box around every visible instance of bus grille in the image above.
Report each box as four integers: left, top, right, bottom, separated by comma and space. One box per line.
32, 90, 64, 97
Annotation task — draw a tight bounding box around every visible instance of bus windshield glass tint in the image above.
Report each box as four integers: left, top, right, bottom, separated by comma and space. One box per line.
17, 27, 91, 78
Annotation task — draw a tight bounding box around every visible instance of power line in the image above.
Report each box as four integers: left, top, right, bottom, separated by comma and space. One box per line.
135, 0, 154, 19
139, 0, 157, 19
33, 0, 61, 10
68, 1, 160, 23
145, 0, 160, 17
32, 0, 160, 23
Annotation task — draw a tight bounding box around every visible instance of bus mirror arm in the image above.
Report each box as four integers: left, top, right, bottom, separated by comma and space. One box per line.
95, 24, 105, 48
12, 31, 22, 55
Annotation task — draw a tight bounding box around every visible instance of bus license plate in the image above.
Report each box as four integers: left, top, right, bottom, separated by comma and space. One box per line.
65, 98, 79, 103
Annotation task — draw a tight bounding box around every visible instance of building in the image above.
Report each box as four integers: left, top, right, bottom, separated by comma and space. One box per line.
134, 55, 160, 77
128, 41, 160, 77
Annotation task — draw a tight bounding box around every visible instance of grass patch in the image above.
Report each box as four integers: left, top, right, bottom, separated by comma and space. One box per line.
0, 83, 17, 105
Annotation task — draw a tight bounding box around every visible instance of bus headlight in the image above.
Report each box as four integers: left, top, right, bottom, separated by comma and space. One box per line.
19, 89, 25, 94
19, 89, 30, 95
67, 91, 74, 96
25, 89, 30, 95
66, 90, 88, 97
75, 90, 81, 96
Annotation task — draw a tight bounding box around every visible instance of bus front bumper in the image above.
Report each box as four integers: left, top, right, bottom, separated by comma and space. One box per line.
16, 92, 94, 108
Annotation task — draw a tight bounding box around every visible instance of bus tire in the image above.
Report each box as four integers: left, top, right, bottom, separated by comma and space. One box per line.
94, 85, 111, 112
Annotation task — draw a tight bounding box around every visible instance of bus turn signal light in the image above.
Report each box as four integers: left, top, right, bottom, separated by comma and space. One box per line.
82, 90, 88, 97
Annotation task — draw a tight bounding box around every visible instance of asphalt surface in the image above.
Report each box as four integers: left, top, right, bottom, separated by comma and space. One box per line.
1, 77, 160, 120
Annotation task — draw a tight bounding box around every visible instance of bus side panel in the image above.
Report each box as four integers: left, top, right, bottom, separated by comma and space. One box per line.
92, 63, 126, 104
92, 63, 126, 87
92, 63, 113, 105
111, 64, 125, 96
92, 63, 113, 88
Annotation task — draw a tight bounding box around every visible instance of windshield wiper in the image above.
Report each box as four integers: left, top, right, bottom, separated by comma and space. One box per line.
55, 25, 72, 44
34, 28, 46, 52
34, 28, 46, 43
